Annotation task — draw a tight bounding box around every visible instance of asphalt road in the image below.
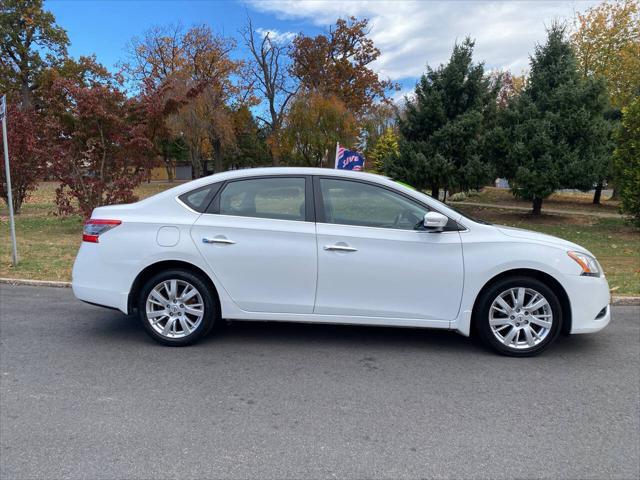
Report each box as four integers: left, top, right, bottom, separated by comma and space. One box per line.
1, 285, 638, 480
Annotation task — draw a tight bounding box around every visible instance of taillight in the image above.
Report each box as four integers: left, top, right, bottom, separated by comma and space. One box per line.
83, 219, 121, 243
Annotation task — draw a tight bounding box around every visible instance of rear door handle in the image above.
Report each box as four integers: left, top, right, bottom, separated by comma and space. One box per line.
203, 237, 235, 245
324, 244, 357, 252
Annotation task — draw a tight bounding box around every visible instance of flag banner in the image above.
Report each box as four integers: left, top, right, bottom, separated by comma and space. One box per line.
335, 145, 365, 171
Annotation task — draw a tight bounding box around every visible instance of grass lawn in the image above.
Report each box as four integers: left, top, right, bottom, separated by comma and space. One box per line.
1, 182, 638, 295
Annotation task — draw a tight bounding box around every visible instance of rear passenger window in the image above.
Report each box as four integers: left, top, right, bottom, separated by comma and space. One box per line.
217, 177, 306, 221
178, 183, 220, 213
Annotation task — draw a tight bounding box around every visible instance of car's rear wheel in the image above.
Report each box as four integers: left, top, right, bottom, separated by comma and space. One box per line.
476, 276, 562, 357
138, 269, 217, 346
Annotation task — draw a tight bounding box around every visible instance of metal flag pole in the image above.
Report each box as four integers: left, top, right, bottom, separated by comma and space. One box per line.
335, 142, 340, 169
1, 95, 18, 266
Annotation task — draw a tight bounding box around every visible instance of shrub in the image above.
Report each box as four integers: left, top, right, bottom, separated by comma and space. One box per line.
45, 77, 155, 217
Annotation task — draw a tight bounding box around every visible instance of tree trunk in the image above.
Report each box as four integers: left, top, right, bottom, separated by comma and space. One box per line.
443, 189, 448, 203
165, 163, 174, 182
213, 139, 223, 174
162, 148, 174, 183
532, 197, 543, 215
272, 152, 280, 167
593, 182, 603, 204
20, 81, 32, 111
190, 150, 202, 179
610, 188, 619, 201
12, 197, 21, 215
431, 186, 439, 199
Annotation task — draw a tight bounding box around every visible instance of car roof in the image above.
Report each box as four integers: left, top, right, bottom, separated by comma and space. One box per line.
166, 167, 389, 194
204, 167, 385, 181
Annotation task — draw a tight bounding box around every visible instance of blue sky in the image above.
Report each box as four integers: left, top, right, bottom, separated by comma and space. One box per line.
47, 1, 317, 66
46, 0, 598, 98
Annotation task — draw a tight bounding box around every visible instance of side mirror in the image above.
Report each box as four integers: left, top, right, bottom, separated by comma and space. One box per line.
423, 212, 448, 232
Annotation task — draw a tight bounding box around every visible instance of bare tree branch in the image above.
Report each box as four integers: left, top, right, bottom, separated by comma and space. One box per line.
241, 16, 298, 165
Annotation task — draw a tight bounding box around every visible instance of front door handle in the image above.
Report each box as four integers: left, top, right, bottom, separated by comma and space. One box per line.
324, 244, 357, 252
203, 237, 235, 245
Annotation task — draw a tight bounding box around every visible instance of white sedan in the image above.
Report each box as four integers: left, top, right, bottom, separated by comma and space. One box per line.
72, 168, 610, 356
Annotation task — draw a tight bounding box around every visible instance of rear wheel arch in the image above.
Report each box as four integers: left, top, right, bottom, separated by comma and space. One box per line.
127, 260, 221, 318
471, 268, 572, 336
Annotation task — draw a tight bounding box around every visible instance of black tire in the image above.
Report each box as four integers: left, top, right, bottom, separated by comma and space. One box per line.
137, 269, 217, 346
475, 276, 562, 357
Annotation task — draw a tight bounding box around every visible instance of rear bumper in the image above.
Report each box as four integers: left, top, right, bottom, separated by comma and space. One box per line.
72, 283, 129, 313
563, 273, 611, 334
71, 243, 130, 314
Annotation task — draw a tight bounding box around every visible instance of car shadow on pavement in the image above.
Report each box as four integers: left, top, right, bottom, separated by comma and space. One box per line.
86, 308, 484, 352
215, 319, 480, 352
85, 308, 609, 358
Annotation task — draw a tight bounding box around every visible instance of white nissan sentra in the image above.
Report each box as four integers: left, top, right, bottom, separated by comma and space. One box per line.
72, 167, 610, 356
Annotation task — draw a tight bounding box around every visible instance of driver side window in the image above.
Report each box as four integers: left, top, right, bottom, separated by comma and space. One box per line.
319, 178, 429, 230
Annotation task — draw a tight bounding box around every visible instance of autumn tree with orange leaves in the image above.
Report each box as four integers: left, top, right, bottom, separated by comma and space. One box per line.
125, 24, 244, 178
281, 93, 358, 167
572, 0, 640, 110
571, 0, 639, 203
276, 17, 396, 166
290, 17, 396, 119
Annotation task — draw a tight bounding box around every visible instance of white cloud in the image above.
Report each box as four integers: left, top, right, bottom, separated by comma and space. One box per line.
391, 85, 414, 105
246, 0, 599, 81
255, 27, 296, 43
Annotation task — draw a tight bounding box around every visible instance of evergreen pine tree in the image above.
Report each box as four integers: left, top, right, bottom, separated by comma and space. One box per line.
500, 24, 611, 214
389, 38, 498, 198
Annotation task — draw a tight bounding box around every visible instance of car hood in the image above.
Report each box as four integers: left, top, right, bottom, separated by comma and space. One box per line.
494, 225, 588, 253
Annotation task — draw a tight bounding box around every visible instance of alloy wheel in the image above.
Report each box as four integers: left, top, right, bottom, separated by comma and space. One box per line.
488, 287, 553, 350
145, 279, 205, 339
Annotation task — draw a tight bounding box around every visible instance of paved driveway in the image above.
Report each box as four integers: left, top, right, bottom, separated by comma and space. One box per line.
1, 285, 638, 479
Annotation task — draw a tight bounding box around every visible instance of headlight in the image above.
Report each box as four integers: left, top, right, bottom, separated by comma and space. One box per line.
568, 251, 601, 277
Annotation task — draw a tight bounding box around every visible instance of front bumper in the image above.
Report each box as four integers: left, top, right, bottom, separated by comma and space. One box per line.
563, 273, 611, 334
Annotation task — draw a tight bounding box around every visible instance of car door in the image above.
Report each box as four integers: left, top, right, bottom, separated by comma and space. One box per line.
191, 175, 317, 314
313, 177, 464, 321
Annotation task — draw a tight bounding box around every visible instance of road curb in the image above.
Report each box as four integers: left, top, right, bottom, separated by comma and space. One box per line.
0, 278, 71, 288
611, 295, 640, 306
1, 277, 639, 305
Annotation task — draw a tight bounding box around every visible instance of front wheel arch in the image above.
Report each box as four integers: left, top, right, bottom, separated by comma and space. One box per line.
471, 268, 572, 336
127, 260, 221, 319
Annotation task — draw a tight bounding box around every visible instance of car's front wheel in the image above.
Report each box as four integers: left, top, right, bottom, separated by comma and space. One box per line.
476, 276, 562, 356
138, 269, 217, 346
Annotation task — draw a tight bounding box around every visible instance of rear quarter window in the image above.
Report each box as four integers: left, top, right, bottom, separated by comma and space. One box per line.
178, 183, 221, 213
